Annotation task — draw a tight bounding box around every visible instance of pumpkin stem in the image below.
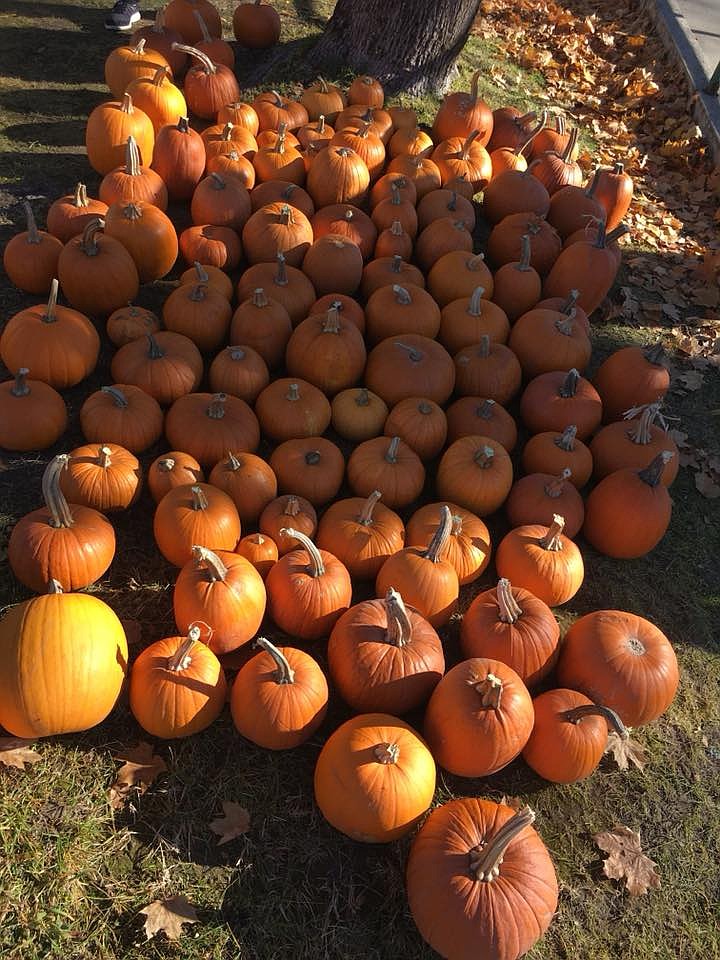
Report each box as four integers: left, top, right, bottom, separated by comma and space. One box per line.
473, 445, 495, 469
592, 220, 608, 249
519, 111, 547, 154
167, 625, 201, 672
304, 450, 321, 466
274, 123, 288, 154
10, 367, 31, 397
555, 309, 576, 336
146, 333, 165, 359
468, 807, 536, 883
643, 343, 665, 367
207, 393, 227, 419
157, 457, 176, 472
478, 334, 491, 359
171, 42, 217, 74
150, 64, 169, 86
249, 287, 270, 309
561, 126, 578, 163
373, 742, 400, 764
177, 116, 191, 133
586, 166, 602, 197
279, 528, 325, 577
562, 703, 628, 738
468, 286, 484, 316
42, 455, 75, 529
192, 9, 213, 43
559, 368, 580, 398
638, 451, 674, 487
624, 402, 665, 445
191, 262, 210, 284
358, 489, 382, 525
390, 219, 404, 236
282, 496, 301, 517
385, 436, 401, 463
131, 38, 147, 55
189, 282, 208, 303
478, 398, 495, 419
93, 445, 113, 469
469, 69, 482, 101
554, 424, 577, 451
256, 636, 296, 684
209, 172, 228, 191
466, 671, 503, 709
73, 182, 89, 208
191, 485, 209, 511
517, 234, 532, 272
219, 122, 235, 142
392, 284, 412, 305
447, 191, 458, 212
98, 385, 127, 410
317, 115, 326, 133
451, 513, 464, 536
390, 254, 403, 274
41, 278, 61, 323
354, 388, 370, 407
496, 578, 523, 623
79, 217, 105, 257
424, 504, 453, 563
467, 253, 486, 272
538, 514, 566, 551
606, 223, 630, 244
22, 201, 41, 244
544, 468, 572, 497
560, 289, 579, 315
278, 203, 294, 226
322, 306, 341, 334
286, 382, 301, 402
48, 578, 64, 594
460, 129, 480, 160
225, 451, 242, 471
227, 346, 247, 362
394, 341, 423, 363
120, 92, 135, 115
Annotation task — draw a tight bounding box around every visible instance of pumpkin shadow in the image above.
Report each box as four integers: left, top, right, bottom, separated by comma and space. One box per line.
2, 118, 90, 149
0, 86, 107, 118
0, 23, 119, 85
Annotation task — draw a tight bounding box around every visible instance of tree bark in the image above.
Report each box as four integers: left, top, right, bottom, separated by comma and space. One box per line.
308, 0, 482, 96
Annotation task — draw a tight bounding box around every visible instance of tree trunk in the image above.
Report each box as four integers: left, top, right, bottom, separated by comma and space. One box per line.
308, 0, 482, 96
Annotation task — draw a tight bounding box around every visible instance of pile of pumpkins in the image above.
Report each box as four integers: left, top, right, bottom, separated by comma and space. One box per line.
0, 2, 682, 957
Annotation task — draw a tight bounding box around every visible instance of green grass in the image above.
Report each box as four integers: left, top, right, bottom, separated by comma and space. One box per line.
1, 1, 719, 958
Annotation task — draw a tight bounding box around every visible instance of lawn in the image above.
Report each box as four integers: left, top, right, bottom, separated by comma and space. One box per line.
0, 0, 719, 958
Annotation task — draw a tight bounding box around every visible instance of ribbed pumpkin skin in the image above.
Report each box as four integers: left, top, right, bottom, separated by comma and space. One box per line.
520, 371, 602, 440
460, 582, 559, 687
0, 593, 128, 738
436, 436, 514, 518
522, 688, 609, 783
590, 420, 679, 486
265, 544, 352, 640
404, 502, 491, 586
86, 97, 155, 175
365, 335, 455, 407
259, 495, 317, 555
495, 523, 584, 607
582, 466, 672, 559
328, 598, 444, 713
230, 645, 328, 749
505, 472, 585, 538
521, 429, 593, 488
129, 634, 226, 738
346, 436, 425, 510
0, 375, 67, 452
424, 657, 534, 777
316, 497, 405, 580
80, 385, 163, 455
593, 345, 670, 423
147, 452, 204, 503
59, 443, 142, 513
557, 610, 679, 726
153, 483, 241, 568
406, 797, 558, 960
314, 713, 436, 843
375, 547, 459, 630
173, 550, 266, 654
164, 393, 260, 467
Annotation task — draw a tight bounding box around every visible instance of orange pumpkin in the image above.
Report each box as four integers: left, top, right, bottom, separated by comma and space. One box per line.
495, 514, 584, 607
3, 202, 62, 296
316, 490, 405, 580
153, 482, 241, 567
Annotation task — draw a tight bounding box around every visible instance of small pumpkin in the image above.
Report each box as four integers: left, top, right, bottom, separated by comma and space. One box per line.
101, 134, 169, 209
47, 183, 109, 244
437, 436, 514, 517
424, 657, 534, 777
460, 578, 559, 687
383, 397, 447, 461
432, 70, 493, 144
179, 261, 234, 300
556, 609, 679, 726
593, 343, 670, 423
235, 532, 278, 578
405, 502, 490, 586
173, 546, 266, 654
106, 303, 160, 346
179, 223, 242, 270
230, 288, 292, 370
259, 495, 316, 555
521, 424, 593, 489
311, 203, 376, 260
269, 437, 345, 506
427, 250, 494, 306
0, 368, 67, 452
8, 455, 116, 593
520, 368, 602, 440
376, 505, 459, 628
301, 77, 345, 123
328, 589, 444, 713
110, 331, 203, 406
162, 281, 231, 352
331, 387, 388, 443
490, 233, 542, 322
265, 528, 352, 640
316, 491, 405, 580
314, 713, 436, 843
495, 514, 584, 607
129, 626, 227, 737
348, 75, 384, 108
208, 451, 277, 525
231, 637, 328, 748
148, 451, 204, 502
154, 482, 241, 567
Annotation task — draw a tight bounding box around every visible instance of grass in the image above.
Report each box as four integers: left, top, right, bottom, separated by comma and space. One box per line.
1, 0, 719, 958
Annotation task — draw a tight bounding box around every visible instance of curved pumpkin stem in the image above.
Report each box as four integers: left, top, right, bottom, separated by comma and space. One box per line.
467, 286, 485, 316
321, 305, 341, 333
282, 496, 301, 518
561, 126, 578, 163
42, 455, 75, 529
460, 129, 480, 160
638, 451, 674, 487
469, 806, 536, 883
624, 402, 666, 445
384, 588, 413, 647
559, 369, 580, 399
538, 514, 566, 551
394, 341, 423, 363
123, 135, 142, 176
279, 528, 325, 577
10, 367, 31, 397
48, 578, 64, 594
167, 625, 202, 672
544, 468, 572, 497
206, 394, 227, 419
560, 289, 579, 316
516, 234, 532, 272
496, 578, 522, 623
385, 436, 401, 463
358, 489, 382, 526
467, 253, 486, 272
146, 333, 165, 359
519, 110, 547, 155
79, 217, 106, 257
193, 9, 213, 43
171, 42, 217, 74
466, 670, 503, 709
256, 636, 295, 684
562, 702, 628, 738
554, 424, 577, 451
157, 456, 176, 472
392, 284, 412, 305
191, 485, 209, 511
555, 309, 576, 336
274, 122, 288, 154
424, 504, 453, 563
373, 742, 400, 764
192, 545, 228, 581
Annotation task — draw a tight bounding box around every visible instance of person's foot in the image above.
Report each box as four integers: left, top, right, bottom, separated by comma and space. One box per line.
104, 0, 141, 31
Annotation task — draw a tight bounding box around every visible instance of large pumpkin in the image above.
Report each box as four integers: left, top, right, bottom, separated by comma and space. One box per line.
0, 584, 128, 738
314, 713, 436, 843
407, 799, 558, 960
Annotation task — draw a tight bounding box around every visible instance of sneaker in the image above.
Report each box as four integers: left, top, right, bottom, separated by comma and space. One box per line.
104, 0, 141, 30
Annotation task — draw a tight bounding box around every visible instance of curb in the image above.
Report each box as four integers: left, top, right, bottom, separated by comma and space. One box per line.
644, 0, 720, 165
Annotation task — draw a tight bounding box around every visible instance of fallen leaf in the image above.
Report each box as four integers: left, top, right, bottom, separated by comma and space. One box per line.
209, 801, 251, 845
695, 472, 720, 498
109, 742, 167, 809
594, 825, 661, 895
139, 896, 198, 941
605, 731, 646, 771
0, 738, 41, 770
499, 794, 523, 811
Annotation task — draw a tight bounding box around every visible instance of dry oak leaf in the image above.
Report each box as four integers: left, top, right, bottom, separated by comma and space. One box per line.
594, 825, 661, 895
0, 738, 41, 770
209, 801, 251, 845
605, 730, 646, 771
109, 742, 167, 809
139, 896, 198, 941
